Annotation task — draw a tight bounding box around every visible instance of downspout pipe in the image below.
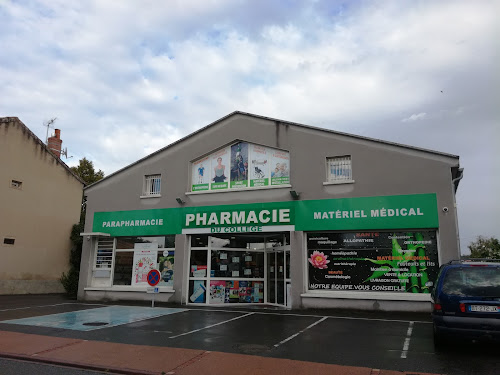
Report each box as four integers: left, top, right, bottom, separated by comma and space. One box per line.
451, 168, 464, 258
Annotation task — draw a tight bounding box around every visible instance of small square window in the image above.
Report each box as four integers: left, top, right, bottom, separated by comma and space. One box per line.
11, 180, 22, 189
3, 238, 15, 245
143, 174, 161, 196
326, 156, 353, 182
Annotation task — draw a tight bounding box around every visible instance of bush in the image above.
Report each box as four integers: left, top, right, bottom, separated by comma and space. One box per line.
60, 267, 79, 299
61, 222, 84, 298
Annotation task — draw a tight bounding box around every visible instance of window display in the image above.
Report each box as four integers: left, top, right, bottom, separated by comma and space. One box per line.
307, 231, 438, 293
112, 235, 175, 287
211, 250, 264, 278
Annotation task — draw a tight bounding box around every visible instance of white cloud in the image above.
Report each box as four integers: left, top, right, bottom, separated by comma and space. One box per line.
402, 113, 427, 122
1, 0, 499, 252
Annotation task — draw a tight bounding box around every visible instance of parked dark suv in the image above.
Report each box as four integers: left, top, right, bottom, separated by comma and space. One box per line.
431, 260, 500, 345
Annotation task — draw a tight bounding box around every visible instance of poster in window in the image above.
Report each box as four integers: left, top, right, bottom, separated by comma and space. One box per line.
192, 156, 210, 192
230, 142, 249, 188
190, 280, 206, 303
132, 247, 158, 286
211, 147, 230, 190
210, 281, 226, 303
307, 231, 439, 293
270, 149, 290, 185
158, 251, 174, 287
249, 144, 269, 187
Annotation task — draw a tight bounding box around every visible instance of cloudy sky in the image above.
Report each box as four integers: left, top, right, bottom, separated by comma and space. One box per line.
1, 0, 498, 253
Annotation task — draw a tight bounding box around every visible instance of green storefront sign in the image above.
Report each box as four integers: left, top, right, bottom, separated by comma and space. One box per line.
93, 193, 438, 236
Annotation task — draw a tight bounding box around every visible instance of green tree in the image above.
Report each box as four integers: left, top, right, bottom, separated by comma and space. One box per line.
70, 157, 105, 185
468, 236, 500, 259
62, 158, 105, 298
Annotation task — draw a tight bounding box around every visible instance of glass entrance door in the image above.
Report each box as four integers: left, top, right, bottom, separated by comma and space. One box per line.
266, 243, 290, 307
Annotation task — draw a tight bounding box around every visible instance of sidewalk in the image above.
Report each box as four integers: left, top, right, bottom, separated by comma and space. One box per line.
0, 330, 441, 375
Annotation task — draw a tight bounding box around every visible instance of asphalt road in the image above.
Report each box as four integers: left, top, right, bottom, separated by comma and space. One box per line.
0, 295, 498, 375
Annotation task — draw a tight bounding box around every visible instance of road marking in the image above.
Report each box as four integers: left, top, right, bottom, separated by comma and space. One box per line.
186, 308, 431, 324
400, 321, 414, 358
274, 316, 328, 348
169, 312, 254, 338
0, 303, 83, 312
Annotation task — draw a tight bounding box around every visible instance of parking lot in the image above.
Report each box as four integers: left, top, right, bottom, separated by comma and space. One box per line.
0, 295, 498, 375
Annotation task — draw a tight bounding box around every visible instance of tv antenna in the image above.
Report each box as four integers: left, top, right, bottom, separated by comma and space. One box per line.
44, 117, 58, 143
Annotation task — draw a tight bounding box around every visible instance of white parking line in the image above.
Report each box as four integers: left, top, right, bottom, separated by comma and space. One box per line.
169, 312, 255, 338
0, 303, 82, 312
274, 316, 328, 348
400, 321, 414, 358
186, 308, 431, 324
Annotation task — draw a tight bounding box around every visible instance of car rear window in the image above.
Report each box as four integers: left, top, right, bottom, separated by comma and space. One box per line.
441, 267, 500, 297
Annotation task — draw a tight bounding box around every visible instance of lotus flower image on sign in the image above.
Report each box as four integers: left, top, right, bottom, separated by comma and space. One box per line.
308, 251, 330, 269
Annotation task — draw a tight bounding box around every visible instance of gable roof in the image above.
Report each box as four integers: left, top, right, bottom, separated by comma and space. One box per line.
84, 111, 460, 190
1, 117, 85, 186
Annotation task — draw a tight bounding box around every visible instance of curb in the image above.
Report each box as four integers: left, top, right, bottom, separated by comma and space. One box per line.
0, 351, 159, 375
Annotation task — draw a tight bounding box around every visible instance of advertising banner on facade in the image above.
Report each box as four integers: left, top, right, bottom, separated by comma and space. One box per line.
191, 142, 289, 192
307, 231, 439, 293
270, 149, 290, 186
191, 156, 210, 192
211, 146, 230, 190
230, 142, 249, 188
249, 144, 269, 188
93, 194, 438, 236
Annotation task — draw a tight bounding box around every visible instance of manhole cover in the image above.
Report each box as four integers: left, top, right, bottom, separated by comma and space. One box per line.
82, 322, 109, 326
233, 344, 272, 354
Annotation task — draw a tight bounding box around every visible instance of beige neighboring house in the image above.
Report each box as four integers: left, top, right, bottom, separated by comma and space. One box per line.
0, 117, 84, 294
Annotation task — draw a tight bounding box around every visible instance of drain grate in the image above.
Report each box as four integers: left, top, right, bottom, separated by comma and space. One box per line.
82, 322, 109, 327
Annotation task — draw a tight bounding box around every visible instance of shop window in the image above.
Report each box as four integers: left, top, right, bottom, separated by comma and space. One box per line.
95, 237, 114, 269
306, 231, 439, 293
211, 250, 264, 278
11, 180, 22, 189
113, 236, 175, 287
142, 174, 161, 197
326, 156, 353, 183
113, 251, 133, 285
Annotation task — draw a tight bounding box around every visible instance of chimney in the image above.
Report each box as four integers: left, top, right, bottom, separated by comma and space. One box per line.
48, 129, 62, 158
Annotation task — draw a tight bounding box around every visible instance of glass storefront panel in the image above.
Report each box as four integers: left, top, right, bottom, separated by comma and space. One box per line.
306, 231, 438, 293
211, 250, 264, 278
209, 280, 264, 303
189, 280, 207, 303
188, 233, 290, 306
113, 251, 133, 285
190, 250, 208, 277
112, 236, 175, 287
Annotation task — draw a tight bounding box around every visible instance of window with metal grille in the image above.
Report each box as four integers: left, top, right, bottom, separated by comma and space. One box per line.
326, 156, 353, 182
94, 237, 114, 269
143, 174, 161, 196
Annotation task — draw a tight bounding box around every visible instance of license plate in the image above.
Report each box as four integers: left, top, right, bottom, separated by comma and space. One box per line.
469, 305, 499, 312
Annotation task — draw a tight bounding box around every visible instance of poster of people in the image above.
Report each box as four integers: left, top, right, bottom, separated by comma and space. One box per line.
191, 142, 289, 191
230, 142, 249, 188
191, 156, 210, 192
131, 243, 158, 286
249, 144, 269, 187
307, 231, 438, 293
158, 251, 174, 287
270, 149, 290, 185
210, 146, 230, 190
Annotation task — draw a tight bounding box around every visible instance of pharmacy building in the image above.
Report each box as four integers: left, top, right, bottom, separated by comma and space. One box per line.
78, 112, 463, 312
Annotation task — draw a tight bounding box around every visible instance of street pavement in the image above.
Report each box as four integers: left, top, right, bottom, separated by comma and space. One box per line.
0, 294, 498, 375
